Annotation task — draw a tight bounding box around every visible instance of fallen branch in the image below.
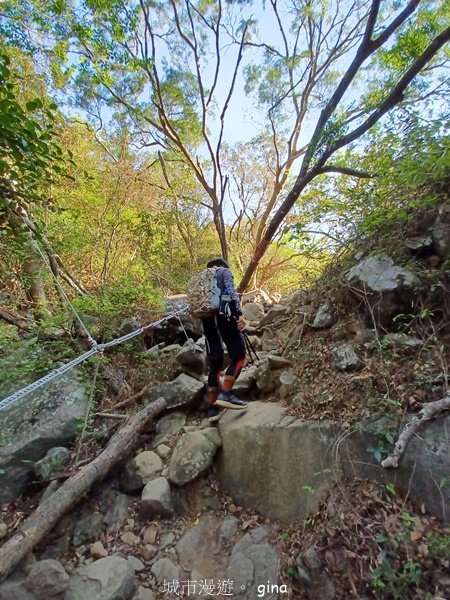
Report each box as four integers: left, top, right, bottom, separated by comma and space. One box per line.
0, 309, 29, 331
94, 412, 127, 420
0, 397, 166, 582
113, 384, 151, 410
381, 394, 450, 469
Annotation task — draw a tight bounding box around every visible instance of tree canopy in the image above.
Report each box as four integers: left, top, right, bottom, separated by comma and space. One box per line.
0, 0, 449, 309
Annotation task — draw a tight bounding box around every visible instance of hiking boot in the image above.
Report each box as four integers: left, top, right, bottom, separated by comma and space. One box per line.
216, 391, 248, 410
207, 403, 226, 424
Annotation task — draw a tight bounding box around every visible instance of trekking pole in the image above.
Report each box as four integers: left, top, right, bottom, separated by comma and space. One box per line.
243, 331, 259, 363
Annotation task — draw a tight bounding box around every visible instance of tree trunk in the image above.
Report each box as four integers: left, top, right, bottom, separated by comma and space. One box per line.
22, 251, 50, 314
0, 397, 166, 582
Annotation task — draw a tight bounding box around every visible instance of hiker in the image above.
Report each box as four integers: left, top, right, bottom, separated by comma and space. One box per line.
201, 258, 248, 423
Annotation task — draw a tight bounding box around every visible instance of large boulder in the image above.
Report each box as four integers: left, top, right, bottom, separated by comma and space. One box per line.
345, 255, 418, 324
65, 556, 135, 600
339, 414, 450, 523
0, 368, 90, 504
217, 403, 341, 522
218, 404, 450, 524
168, 431, 218, 485
177, 345, 206, 379
143, 374, 204, 410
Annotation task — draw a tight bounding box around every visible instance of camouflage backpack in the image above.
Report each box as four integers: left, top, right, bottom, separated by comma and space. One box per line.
187, 267, 223, 319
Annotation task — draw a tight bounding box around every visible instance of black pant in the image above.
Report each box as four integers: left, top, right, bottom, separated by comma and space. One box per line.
202, 314, 246, 387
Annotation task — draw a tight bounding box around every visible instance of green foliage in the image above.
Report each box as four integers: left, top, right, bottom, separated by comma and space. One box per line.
0, 51, 69, 218
72, 278, 163, 321
370, 512, 450, 599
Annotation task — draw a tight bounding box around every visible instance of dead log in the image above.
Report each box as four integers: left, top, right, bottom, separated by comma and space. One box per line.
0, 397, 166, 582
0, 309, 29, 331
381, 394, 450, 469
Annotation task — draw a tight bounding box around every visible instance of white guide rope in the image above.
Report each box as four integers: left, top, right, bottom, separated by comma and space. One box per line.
0, 307, 189, 411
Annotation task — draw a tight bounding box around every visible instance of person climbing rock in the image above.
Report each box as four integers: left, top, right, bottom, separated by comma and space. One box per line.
201, 258, 248, 423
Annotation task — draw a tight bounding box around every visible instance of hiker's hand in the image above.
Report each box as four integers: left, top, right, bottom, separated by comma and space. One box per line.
237, 316, 247, 331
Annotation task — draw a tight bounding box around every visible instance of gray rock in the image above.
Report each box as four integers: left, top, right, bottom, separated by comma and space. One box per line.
227, 542, 280, 599
331, 345, 363, 371
90, 542, 108, 559
176, 515, 232, 582
291, 391, 305, 406
225, 553, 254, 594
279, 370, 298, 389
405, 236, 433, 251
25, 559, 69, 599
34, 447, 71, 480
65, 556, 135, 600
285, 289, 309, 309
155, 444, 171, 459
340, 414, 450, 523
383, 333, 422, 351
312, 303, 337, 329
144, 374, 204, 409
218, 403, 450, 524
142, 544, 157, 561
132, 587, 156, 600
232, 525, 272, 555
73, 511, 104, 547
0, 523, 8, 539
0, 579, 35, 600
259, 305, 288, 327
160, 532, 176, 549
346, 255, 418, 292
255, 361, 281, 394
150, 558, 181, 585
431, 208, 450, 258
261, 329, 280, 352
168, 432, 217, 485
119, 317, 142, 336
177, 346, 206, 379
246, 335, 262, 350
121, 451, 163, 492
127, 556, 145, 572
233, 365, 258, 397
218, 403, 341, 522
141, 477, 174, 518
200, 427, 222, 449
354, 329, 377, 344
242, 302, 264, 322
156, 412, 186, 436
0, 368, 90, 503
345, 255, 418, 323
220, 516, 240, 543
267, 355, 292, 369
296, 547, 336, 599
104, 492, 130, 534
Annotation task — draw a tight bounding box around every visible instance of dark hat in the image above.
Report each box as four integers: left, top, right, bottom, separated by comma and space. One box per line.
207, 257, 230, 269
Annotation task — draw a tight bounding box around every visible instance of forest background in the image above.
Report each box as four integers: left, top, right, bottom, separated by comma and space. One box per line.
0, 0, 449, 327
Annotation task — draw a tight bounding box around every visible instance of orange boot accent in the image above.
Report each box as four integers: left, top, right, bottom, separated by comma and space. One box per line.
222, 375, 236, 392
207, 386, 219, 405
